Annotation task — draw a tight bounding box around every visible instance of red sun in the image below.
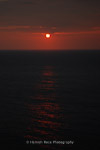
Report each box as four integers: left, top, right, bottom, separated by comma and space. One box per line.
45, 33, 51, 39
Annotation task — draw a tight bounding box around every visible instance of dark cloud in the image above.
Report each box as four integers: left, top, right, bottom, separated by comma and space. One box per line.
0, 0, 100, 33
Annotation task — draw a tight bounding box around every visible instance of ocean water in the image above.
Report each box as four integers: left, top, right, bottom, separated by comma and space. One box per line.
0, 50, 100, 149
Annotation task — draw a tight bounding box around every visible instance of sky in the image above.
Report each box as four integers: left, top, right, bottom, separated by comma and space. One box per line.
0, 0, 100, 50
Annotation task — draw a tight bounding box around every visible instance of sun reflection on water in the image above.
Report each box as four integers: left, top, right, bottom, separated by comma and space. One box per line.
24, 66, 65, 149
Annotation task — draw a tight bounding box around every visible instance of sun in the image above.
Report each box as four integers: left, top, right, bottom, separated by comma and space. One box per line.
45, 33, 51, 39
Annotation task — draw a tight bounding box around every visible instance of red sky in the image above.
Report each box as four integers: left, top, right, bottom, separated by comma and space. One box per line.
0, 30, 100, 50
0, 0, 100, 50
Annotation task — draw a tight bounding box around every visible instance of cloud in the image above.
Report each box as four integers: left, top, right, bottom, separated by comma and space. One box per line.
54, 30, 100, 36
0, 25, 57, 33
0, 0, 100, 34
0, 25, 100, 37
0, 26, 30, 30
92, 27, 100, 30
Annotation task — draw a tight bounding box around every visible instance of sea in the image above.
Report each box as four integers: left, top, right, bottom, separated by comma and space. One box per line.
0, 50, 100, 149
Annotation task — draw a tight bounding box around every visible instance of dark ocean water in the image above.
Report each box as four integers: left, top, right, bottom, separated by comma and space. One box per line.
0, 50, 100, 149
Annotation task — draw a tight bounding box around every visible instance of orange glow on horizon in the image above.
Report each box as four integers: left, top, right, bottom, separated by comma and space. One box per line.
0, 30, 100, 50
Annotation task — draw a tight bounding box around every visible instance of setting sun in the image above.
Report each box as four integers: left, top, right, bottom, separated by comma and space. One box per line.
45, 33, 51, 39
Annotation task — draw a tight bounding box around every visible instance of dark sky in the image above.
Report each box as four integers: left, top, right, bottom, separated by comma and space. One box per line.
0, 0, 100, 49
